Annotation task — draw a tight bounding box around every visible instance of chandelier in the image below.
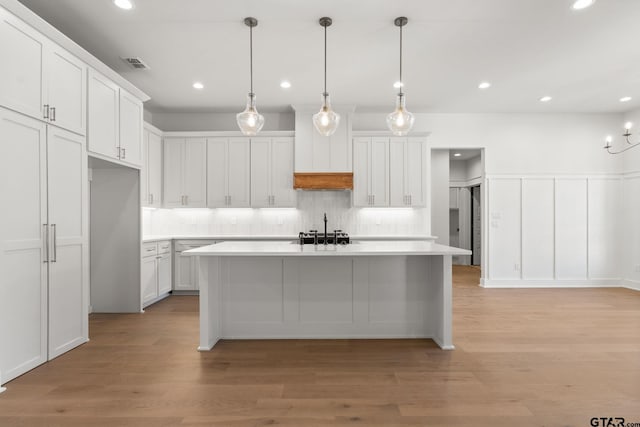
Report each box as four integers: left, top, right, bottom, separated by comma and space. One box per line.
604, 122, 640, 154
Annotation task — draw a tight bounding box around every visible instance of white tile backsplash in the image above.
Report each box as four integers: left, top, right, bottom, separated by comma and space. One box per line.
143, 191, 428, 236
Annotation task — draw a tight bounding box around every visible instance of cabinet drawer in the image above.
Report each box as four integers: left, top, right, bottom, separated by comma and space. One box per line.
142, 242, 158, 257
157, 241, 171, 254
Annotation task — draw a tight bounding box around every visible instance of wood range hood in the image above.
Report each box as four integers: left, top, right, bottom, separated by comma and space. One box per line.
293, 172, 353, 190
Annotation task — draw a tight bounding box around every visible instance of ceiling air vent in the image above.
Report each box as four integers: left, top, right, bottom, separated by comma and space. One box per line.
121, 57, 150, 70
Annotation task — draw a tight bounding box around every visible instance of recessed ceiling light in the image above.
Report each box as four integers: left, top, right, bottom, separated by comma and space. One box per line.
453, 153, 462, 157
539, 96, 552, 102
478, 82, 491, 89
393, 81, 404, 89
572, 0, 595, 10
620, 96, 632, 102
192, 82, 204, 90
114, 0, 133, 10
280, 80, 291, 89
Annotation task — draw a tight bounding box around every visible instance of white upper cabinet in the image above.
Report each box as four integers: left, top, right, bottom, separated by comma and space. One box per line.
293, 107, 353, 173
118, 89, 143, 167
142, 124, 162, 207
87, 70, 143, 168
163, 138, 207, 208
353, 137, 389, 207
88, 70, 119, 159
0, 8, 86, 135
207, 138, 251, 208
390, 138, 426, 207
251, 137, 295, 208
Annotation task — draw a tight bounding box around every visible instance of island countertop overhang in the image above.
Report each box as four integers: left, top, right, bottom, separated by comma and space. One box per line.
183, 240, 472, 257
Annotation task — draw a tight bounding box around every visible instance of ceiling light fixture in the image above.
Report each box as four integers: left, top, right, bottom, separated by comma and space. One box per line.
236, 17, 265, 136
280, 80, 291, 89
193, 82, 204, 90
478, 82, 491, 89
572, 0, 595, 10
453, 153, 462, 157
539, 96, 552, 102
387, 17, 415, 136
114, 0, 133, 10
604, 122, 640, 154
620, 96, 632, 103
313, 17, 340, 137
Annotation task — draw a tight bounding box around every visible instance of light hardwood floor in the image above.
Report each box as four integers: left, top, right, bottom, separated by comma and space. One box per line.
1, 266, 639, 426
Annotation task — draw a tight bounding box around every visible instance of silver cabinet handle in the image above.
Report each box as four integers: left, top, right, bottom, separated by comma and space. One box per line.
50, 107, 56, 122
43, 105, 49, 120
121, 148, 126, 159
146, 247, 155, 252
43, 224, 49, 263
51, 224, 57, 263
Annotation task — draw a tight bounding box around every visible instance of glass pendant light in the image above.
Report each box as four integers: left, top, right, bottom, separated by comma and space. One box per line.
237, 17, 265, 136
313, 17, 340, 137
386, 17, 415, 136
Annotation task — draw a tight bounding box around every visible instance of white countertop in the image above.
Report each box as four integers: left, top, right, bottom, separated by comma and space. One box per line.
183, 240, 471, 257
142, 235, 437, 243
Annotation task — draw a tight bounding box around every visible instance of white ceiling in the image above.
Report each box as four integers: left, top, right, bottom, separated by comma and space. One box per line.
17, 0, 640, 114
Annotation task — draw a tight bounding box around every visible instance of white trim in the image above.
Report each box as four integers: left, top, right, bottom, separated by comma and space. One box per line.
143, 121, 163, 136
352, 130, 431, 138
486, 173, 623, 179
621, 279, 640, 291
162, 130, 295, 138
481, 279, 621, 288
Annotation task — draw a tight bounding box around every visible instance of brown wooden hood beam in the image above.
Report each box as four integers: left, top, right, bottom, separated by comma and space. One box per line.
293, 173, 353, 190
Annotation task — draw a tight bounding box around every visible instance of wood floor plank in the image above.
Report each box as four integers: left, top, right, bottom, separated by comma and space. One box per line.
1, 266, 639, 426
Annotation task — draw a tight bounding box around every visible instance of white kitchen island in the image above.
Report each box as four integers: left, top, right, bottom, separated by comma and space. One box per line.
184, 241, 471, 351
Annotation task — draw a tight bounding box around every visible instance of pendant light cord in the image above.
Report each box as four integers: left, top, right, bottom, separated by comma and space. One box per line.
323, 23, 327, 96
250, 24, 254, 94
399, 23, 403, 95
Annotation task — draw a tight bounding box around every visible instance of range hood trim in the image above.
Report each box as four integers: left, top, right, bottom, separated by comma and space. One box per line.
293, 172, 354, 190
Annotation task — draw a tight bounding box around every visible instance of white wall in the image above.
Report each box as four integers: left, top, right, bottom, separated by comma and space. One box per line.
431, 149, 450, 245
621, 107, 640, 290
144, 191, 429, 237
150, 112, 294, 132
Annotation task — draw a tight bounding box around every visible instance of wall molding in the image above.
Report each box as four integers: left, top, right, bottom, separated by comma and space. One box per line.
481, 278, 621, 288
621, 279, 640, 291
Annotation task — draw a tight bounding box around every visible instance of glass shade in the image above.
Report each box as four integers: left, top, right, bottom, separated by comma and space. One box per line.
236, 93, 265, 136
386, 92, 415, 136
313, 93, 340, 137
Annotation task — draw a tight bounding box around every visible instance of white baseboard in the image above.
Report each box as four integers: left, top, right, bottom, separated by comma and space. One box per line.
481, 278, 621, 288
621, 279, 640, 291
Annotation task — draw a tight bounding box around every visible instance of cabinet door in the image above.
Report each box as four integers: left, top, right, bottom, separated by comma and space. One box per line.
141, 129, 150, 206
0, 108, 48, 383
184, 138, 207, 207
141, 256, 158, 306
147, 130, 162, 207
206, 138, 228, 207
227, 138, 251, 207
87, 70, 119, 159
352, 138, 370, 207
46, 46, 86, 135
405, 139, 425, 206
163, 138, 184, 207
0, 10, 45, 121
250, 138, 271, 207
157, 253, 172, 295
270, 137, 295, 207
119, 89, 143, 167
389, 139, 405, 206
46, 126, 88, 359
174, 253, 195, 291
370, 138, 389, 207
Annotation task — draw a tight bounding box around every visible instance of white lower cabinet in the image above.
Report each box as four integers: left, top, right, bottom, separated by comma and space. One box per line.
0, 107, 88, 386
174, 240, 217, 292
141, 241, 172, 308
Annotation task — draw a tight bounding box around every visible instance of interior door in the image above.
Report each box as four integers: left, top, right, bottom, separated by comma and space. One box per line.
46, 46, 86, 135
472, 185, 482, 266
0, 108, 48, 384
46, 126, 88, 359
